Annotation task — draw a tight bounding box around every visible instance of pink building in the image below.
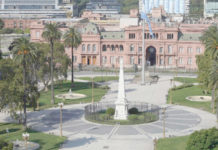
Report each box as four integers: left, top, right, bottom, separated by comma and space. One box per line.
30, 19, 210, 70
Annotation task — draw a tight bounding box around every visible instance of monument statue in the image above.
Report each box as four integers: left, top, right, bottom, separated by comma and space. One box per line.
114, 58, 128, 120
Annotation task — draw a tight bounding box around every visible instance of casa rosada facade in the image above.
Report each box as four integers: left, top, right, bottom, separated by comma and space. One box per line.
30, 20, 210, 70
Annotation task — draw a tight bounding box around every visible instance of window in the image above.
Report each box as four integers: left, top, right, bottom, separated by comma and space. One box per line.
196, 47, 201, 54
159, 47, 163, 53
168, 57, 172, 65
167, 33, 174, 39
87, 44, 91, 51
130, 44, 134, 51
138, 58, 141, 64
13, 21, 16, 28
82, 44, 85, 51
111, 45, 115, 51
188, 57, 192, 65
179, 47, 183, 53
187, 47, 192, 54
155, 33, 159, 39
168, 45, 172, 54
93, 44, 96, 52
73, 56, 77, 63
36, 31, 40, 38
160, 58, 164, 65
102, 45, 106, 51
130, 56, 134, 65
138, 47, 142, 52
110, 56, 115, 64
120, 45, 124, 51
129, 33, 135, 39
179, 57, 183, 64
102, 56, 107, 64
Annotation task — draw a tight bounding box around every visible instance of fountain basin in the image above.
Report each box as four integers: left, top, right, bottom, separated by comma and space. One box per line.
55, 93, 86, 100
186, 96, 212, 102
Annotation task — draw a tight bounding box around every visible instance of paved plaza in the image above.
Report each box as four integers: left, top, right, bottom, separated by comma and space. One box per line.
0, 74, 217, 150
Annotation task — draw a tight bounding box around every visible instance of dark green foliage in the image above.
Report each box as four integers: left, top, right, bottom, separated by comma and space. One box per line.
171, 84, 193, 91
189, 0, 204, 17
186, 128, 218, 150
0, 28, 24, 34
0, 139, 13, 150
128, 107, 139, 114
106, 108, 115, 116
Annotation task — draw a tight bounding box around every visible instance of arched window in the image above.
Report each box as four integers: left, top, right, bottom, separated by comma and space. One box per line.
156, 33, 158, 39
82, 44, 85, 51
147, 33, 150, 39
87, 44, 91, 51
102, 45, 106, 51
111, 45, 115, 51
93, 44, 96, 52
120, 45, 124, 51
130, 44, 134, 51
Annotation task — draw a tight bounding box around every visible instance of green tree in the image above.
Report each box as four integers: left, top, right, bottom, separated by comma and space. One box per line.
186, 128, 218, 150
0, 50, 2, 59
11, 37, 36, 129
63, 27, 81, 87
42, 23, 62, 104
0, 18, 4, 29
200, 25, 218, 60
198, 25, 218, 114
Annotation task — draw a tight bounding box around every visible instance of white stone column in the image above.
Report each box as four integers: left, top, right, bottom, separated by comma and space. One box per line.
114, 58, 128, 120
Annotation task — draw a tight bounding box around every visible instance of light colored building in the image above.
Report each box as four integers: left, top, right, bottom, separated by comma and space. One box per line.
139, 0, 190, 14
204, 0, 218, 18
30, 18, 210, 70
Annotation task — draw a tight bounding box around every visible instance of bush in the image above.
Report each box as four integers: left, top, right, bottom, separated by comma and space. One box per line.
171, 84, 193, 91
106, 108, 115, 116
186, 128, 218, 150
0, 139, 13, 150
128, 107, 139, 114
128, 114, 138, 121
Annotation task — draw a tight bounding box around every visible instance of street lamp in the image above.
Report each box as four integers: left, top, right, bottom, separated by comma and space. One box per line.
22, 132, 30, 150
153, 137, 159, 150
92, 76, 94, 104
58, 102, 64, 137
170, 79, 173, 104
161, 105, 168, 138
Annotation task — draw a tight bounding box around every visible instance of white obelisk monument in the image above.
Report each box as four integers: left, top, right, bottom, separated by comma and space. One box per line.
114, 58, 128, 120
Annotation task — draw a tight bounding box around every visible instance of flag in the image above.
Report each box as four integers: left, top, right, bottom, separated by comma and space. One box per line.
141, 0, 154, 39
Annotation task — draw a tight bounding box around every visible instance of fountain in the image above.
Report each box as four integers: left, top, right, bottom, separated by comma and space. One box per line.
55, 89, 86, 100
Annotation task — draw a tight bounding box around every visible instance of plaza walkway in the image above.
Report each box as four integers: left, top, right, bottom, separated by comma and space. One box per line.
0, 74, 217, 150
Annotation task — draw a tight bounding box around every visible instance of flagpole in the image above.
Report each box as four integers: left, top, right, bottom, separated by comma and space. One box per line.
141, 19, 145, 85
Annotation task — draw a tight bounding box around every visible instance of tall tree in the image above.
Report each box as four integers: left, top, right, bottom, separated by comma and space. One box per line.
63, 27, 81, 87
200, 25, 218, 60
198, 25, 218, 116
11, 37, 36, 129
42, 23, 61, 104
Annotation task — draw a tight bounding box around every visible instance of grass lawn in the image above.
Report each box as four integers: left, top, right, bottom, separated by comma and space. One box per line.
157, 136, 189, 150
174, 77, 197, 84
38, 81, 108, 110
168, 85, 212, 112
0, 123, 66, 150
78, 76, 118, 82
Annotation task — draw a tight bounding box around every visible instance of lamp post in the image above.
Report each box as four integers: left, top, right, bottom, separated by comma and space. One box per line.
161, 105, 167, 138
58, 102, 64, 137
153, 137, 158, 150
92, 76, 94, 104
22, 132, 30, 150
173, 57, 178, 87
170, 79, 173, 104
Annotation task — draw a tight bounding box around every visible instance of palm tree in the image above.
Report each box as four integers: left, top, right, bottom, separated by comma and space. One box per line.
63, 27, 81, 87
209, 60, 218, 119
200, 25, 218, 60
12, 37, 36, 129
42, 23, 61, 104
